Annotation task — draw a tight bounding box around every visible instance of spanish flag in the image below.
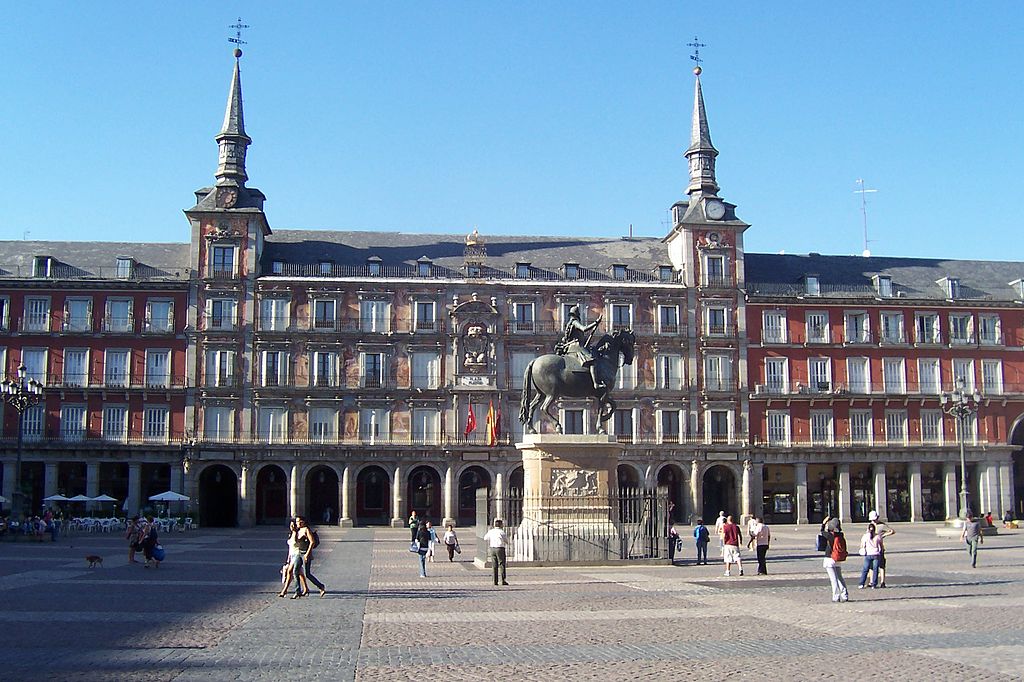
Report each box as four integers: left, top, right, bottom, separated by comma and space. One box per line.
485, 400, 498, 446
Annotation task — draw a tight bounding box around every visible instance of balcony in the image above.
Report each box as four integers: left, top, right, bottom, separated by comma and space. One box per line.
751, 434, 989, 449
48, 374, 188, 390
271, 261, 665, 283
103, 315, 135, 333
19, 315, 52, 333
701, 275, 731, 289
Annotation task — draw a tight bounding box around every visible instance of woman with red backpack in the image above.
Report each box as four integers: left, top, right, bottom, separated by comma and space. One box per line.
820, 516, 849, 603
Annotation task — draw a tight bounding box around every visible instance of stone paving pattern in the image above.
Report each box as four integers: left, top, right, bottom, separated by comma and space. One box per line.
0, 521, 1021, 680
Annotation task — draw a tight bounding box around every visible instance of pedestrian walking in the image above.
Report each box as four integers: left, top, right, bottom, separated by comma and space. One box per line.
857, 523, 883, 588
720, 514, 743, 577
442, 525, 460, 561
415, 521, 431, 577
693, 518, 710, 565
961, 512, 984, 568
141, 516, 161, 568
125, 516, 142, 564
821, 516, 849, 602
668, 526, 680, 564
408, 510, 419, 542
295, 516, 327, 598
426, 521, 439, 562
749, 517, 771, 575
483, 519, 509, 586
279, 519, 310, 598
867, 510, 895, 587
714, 511, 726, 554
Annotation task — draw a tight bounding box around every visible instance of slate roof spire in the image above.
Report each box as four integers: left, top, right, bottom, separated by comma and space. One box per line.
214, 48, 251, 187
684, 66, 719, 196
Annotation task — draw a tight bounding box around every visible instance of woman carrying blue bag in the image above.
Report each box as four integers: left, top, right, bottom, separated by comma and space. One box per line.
414, 520, 431, 577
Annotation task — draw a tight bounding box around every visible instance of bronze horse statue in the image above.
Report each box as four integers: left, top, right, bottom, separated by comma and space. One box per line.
519, 329, 636, 434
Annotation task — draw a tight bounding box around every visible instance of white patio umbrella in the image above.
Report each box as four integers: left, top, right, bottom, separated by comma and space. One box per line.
148, 491, 190, 502
67, 494, 93, 502
92, 494, 118, 517
43, 494, 70, 502
0, 494, 8, 504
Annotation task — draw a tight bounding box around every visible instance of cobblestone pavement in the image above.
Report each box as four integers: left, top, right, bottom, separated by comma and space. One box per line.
0, 521, 1021, 680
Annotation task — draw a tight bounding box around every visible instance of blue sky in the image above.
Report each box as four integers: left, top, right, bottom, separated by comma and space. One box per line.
0, 3, 1021, 260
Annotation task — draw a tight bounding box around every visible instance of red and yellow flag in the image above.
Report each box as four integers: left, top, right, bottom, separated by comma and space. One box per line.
485, 400, 497, 446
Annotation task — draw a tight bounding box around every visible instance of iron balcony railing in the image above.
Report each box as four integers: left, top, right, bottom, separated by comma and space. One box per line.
40, 375, 188, 390
751, 434, 988, 448
0, 264, 191, 281
272, 261, 671, 284
751, 380, 1019, 398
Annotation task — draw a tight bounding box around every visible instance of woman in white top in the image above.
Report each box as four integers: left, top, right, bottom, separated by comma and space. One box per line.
858, 523, 883, 589
442, 525, 459, 562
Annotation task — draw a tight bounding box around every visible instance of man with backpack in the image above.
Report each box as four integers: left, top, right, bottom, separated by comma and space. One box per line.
820, 515, 849, 602
693, 518, 711, 565
295, 516, 327, 598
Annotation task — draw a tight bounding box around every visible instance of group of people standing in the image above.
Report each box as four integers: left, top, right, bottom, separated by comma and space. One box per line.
818, 510, 896, 602
672, 512, 772, 576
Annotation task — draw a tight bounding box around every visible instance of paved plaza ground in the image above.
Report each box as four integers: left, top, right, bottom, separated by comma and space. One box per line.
0, 520, 1021, 681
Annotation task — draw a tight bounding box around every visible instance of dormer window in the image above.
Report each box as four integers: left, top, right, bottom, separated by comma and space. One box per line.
115, 257, 133, 279
938, 276, 960, 299
873, 275, 892, 298
516, 262, 531, 279
1011, 279, 1024, 299
33, 256, 52, 278
367, 256, 382, 277
319, 261, 333, 276
564, 263, 579, 280
467, 264, 481, 277
658, 266, 674, 282
804, 275, 820, 296
271, 260, 284, 274
417, 257, 432, 277
612, 264, 627, 280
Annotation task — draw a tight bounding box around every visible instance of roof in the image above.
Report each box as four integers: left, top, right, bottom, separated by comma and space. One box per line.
0, 240, 190, 281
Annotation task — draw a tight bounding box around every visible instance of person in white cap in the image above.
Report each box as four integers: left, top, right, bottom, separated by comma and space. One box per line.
867, 510, 895, 587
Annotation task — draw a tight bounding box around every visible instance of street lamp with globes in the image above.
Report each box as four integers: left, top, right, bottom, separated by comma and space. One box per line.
1, 365, 45, 517
940, 378, 981, 520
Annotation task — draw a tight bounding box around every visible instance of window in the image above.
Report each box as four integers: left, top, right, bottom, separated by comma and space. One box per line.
204, 406, 234, 442
880, 311, 904, 344
143, 405, 169, 443
941, 277, 961, 299
115, 257, 133, 279
207, 299, 236, 331
64, 298, 92, 332
60, 405, 86, 441
766, 411, 790, 445
709, 410, 730, 441
359, 408, 389, 443
659, 409, 681, 443
22, 404, 45, 441
367, 258, 382, 276
415, 301, 436, 331
510, 352, 532, 390
361, 352, 385, 388
762, 311, 786, 343
144, 300, 173, 333
953, 359, 974, 392
412, 409, 440, 443
703, 254, 726, 286
319, 261, 333, 276
874, 275, 893, 298
979, 315, 1001, 345
844, 311, 870, 343
0, 297, 8, 330
102, 405, 128, 442
850, 410, 872, 444
659, 266, 674, 282
145, 350, 171, 388
706, 306, 727, 335
805, 311, 829, 343
211, 245, 234, 275
313, 299, 336, 330
23, 297, 50, 332
611, 303, 632, 331
765, 358, 788, 394
63, 349, 89, 387
271, 260, 284, 274
258, 406, 288, 443
0, 347, 6, 380
360, 299, 390, 332
562, 408, 585, 435
658, 305, 680, 334
949, 314, 973, 345
613, 408, 634, 442
915, 313, 940, 344
917, 358, 940, 394
411, 352, 440, 389
308, 407, 338, 443
259, 298, 289, 331
515, 263, 531, 278
957, 413, 978, 445
656, 355, 683, 390
261, 350, 287, 387
105, 298, 133, 333
885, 410, 907, 444
806, 357, 831, 392
564, 263, 579, 279
921, 410, 943, 444
205, 349, 235, 387
846, 357, 870, 393
512, 302, 535, 333
612, 264, 627, 280
704, 354, 731, 391
982, 360, 1003, 395
418, 259, 432, 277
804, 275, 820, 296
811, 411, 834, 445
32, 256, 51, 278
616, 356, 637, 390
882, 358, 905, 394
22, 348, 47, 384
104, 349, 130, 387
312, 351, 340, 387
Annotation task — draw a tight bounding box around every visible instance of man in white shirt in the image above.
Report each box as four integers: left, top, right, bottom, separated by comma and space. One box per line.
714, 511, 726, 553
483, 519, 509, 586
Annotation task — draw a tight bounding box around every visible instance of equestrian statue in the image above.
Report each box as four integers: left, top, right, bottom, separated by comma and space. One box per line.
519, 305, 636, 434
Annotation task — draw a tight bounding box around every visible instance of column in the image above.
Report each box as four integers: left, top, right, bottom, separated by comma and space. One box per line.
872, 462, 888, 522
339, 464, 353, 527
999, 461, 1014, 519
238, 463, 254, 528
942, 461, 958, 520
751, 462, 765, 520
127, 463, 141, 516
493, 471, 504, 503
690, 459, 700, 524
644, 464, 655, 489
170, 465, 183, 496
837, 463, 852, 524
44, 462, 58, 498
86, 462, 100, 498
2, 461, 15, 506
740, 460, 752, 523
391, 465, 404, 527
979, 462, 999, 517
908, 462, 923, 522
290, 463, 301, 519
794, 462, 809, 525
443, 464, 455, 527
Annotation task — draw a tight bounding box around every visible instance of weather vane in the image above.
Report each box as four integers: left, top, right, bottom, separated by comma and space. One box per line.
228, 17, 250, 55
688, 36, 706, 67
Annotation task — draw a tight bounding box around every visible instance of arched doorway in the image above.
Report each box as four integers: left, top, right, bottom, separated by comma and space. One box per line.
457, 466, 491, 526
355, 466, 390, 525
199, 464, 238, 527
702, 465, 736, 521
307, 466, 339, 525
255, 465, 288, 524
1010, 417, 1024, 518
657, 464, 686, 522
407, 466, 442, 523
508, 466, 524, 495
617, 464, 640, 491
617, 464, 642, 522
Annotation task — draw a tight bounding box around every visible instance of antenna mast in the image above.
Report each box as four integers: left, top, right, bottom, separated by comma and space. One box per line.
854, 178, 878, 257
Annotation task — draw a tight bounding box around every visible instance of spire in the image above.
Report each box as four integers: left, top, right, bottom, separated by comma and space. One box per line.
214, 48, 251, 187
684, 66, 719, 196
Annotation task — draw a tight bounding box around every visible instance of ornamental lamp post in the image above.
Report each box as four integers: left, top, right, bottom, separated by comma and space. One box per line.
940, 378, 981, 521
1, 365, 45, 518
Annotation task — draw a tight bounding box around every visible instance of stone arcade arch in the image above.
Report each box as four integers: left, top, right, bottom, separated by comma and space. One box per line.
355, 465, 391, 526
657, 463, 687, 522
702, 464, 737, 522
306, 465, 339, 525
457, 465, 491, 527
1010, 415, 1024, 517
255, 464, 288, 525
407, 465, 442, 523
199, 464, 238, 527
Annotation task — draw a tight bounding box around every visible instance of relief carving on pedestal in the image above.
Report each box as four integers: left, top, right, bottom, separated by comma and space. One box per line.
550, 468, 598, 497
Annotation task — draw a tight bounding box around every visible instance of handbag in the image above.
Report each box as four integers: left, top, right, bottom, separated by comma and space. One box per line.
409, 542, 419, 553
454, 544, 461, 555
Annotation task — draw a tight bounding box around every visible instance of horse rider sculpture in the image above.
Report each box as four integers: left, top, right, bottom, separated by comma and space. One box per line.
556, 305, 605, 390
